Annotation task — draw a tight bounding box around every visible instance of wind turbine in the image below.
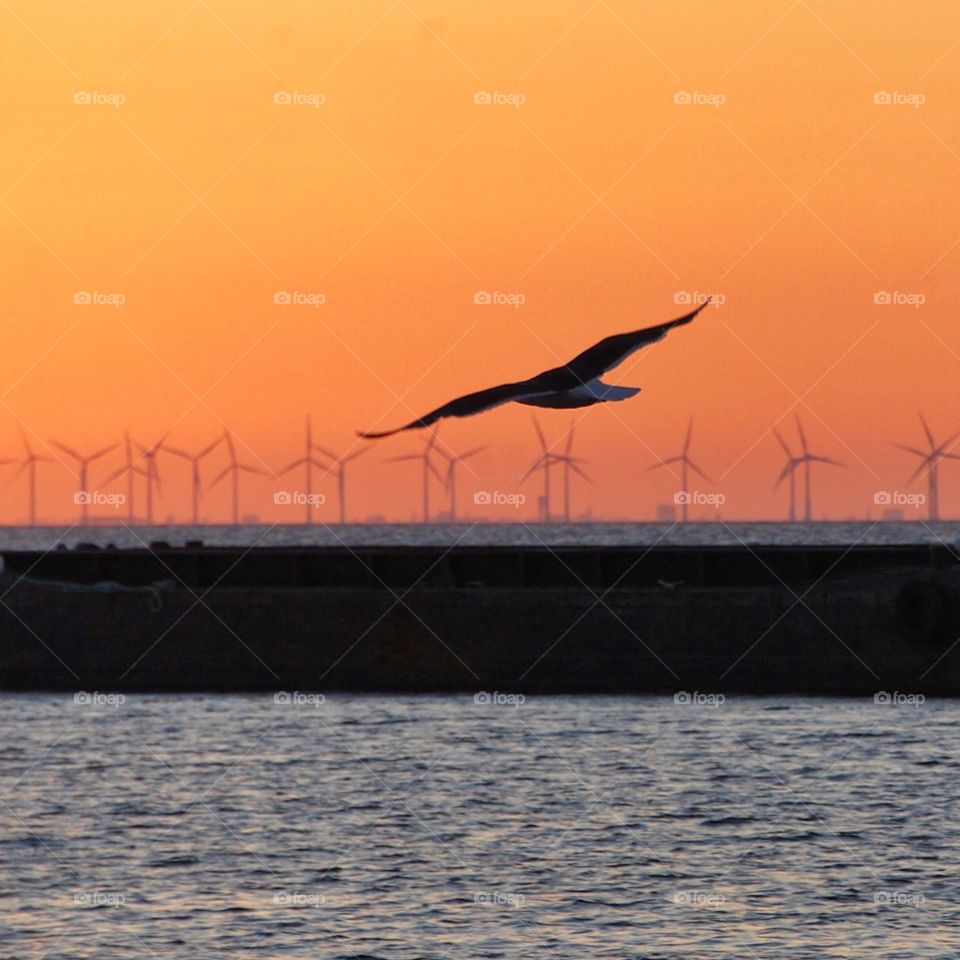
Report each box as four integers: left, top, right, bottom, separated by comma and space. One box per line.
436, 444, 485, 521
385, 431, 442, 523
311, 442, 368, 525
773, 427, 801, 522
134, 435, 167, 525
649, 417, 710, 523
49, 439, 118, 524
895, 413, 960, 521
555, 425, 591, 523
794, 416, 844, 522
162, 434, 225, 525
276, 415, 340, 524
103, 431, 148, 523
521, 417, 559, 522
208, 430, 267, 524
9, 430, 51, 525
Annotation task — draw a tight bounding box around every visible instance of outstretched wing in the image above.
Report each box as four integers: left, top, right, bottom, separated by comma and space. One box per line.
357, 379, 537, 439
560, 300, 710, 383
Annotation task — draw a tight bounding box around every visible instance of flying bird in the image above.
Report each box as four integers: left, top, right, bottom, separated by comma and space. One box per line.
358, 300, 710, 438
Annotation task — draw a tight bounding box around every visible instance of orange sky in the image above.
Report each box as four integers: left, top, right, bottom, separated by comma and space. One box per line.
2, 0, 960, 524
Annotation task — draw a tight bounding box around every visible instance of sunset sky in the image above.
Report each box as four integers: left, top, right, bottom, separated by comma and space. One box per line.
2, 0, 960, 524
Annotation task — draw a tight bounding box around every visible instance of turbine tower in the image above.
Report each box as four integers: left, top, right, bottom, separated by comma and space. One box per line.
137, 436, 167, 525
279, 416, 330, 523
773, 427, 801, 522
794, 416, 844, 522
162, 434, 225, 525
208, 430, 267, 524
552, 425, 591, 522
895, 413, 960, 521
50, 439, 118, 524
314, 446, 368, 525
437, 444, 485, 522
649, 417, 710, 523
521, 418, 559, 522
10, 430, 51, 525
385, 431, 442, 523
103, 431, 148, 523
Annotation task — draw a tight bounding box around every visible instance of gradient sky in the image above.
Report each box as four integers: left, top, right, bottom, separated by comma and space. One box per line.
2, 0, 960, 524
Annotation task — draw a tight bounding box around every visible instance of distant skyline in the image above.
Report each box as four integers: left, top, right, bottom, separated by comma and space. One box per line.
2, 0, 960, 522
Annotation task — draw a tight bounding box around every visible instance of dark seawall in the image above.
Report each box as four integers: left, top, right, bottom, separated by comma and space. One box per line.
1, 533, 958, 695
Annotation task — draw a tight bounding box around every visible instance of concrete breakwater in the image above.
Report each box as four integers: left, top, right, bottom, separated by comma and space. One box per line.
0, 539, 958, 694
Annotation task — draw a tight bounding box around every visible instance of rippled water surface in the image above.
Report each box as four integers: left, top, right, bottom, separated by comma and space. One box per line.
0, 519, 959, 551
3, 695, 960, 958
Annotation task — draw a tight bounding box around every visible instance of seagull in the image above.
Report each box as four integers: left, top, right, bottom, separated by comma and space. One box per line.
358, 300, 709, 438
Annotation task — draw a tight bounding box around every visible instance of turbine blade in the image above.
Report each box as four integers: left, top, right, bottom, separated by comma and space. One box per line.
385, 454, 421, 463
795, 415, 808, 454
198, 435, 225, 458
565, 425, 575, 456
774, 460, 797, 490
686, 458, 712, 482
648, 456, 681, 471
279, 458, 307, 474
520, 456, 547, 482
89, 443, 118, 462
50, 440, 79, 461
683, 417, 693, 455
532, 416, 547, 453
894, 443, 926, 459
312, 443, 337, 460
919, 412, 935, 450
208, 466, 232, 490
772, 427, 792, 457
907, 459, 933, 484
568, 462, 592, 483
458, 446, 486, 461
341, 447, 369, 464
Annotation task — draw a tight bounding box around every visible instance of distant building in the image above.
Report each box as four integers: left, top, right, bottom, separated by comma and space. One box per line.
657, 504, 676, 522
